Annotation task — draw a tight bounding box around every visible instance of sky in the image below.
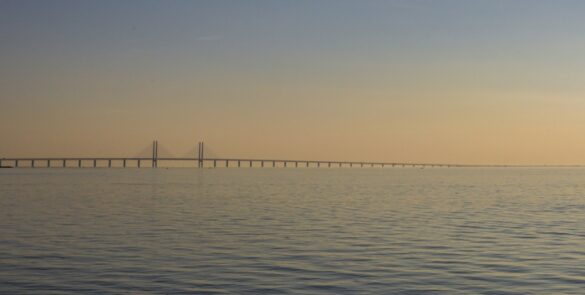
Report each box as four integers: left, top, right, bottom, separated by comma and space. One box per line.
2, 0, 585, 165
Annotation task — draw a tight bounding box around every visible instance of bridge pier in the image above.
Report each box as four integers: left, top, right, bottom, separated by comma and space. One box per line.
0, 156, 466, 170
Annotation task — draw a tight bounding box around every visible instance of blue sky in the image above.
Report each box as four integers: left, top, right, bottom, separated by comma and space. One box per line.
2, 0, 585, 164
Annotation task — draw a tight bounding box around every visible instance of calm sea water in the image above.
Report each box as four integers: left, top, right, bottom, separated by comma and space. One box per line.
1, 168, 585, 294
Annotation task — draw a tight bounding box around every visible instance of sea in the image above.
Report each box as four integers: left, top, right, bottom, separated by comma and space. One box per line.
1, 168, 584, 294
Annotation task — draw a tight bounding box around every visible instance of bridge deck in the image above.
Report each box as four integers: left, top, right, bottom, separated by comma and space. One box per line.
0, 157, 484, 168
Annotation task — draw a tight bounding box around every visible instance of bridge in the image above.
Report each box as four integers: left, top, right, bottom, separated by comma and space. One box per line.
0, 140, 500, 169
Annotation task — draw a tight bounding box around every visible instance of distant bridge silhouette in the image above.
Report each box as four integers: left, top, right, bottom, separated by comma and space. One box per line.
0, 140, 528, 169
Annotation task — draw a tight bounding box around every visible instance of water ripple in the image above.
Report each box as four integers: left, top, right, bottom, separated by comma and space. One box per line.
1, 168, 585, 294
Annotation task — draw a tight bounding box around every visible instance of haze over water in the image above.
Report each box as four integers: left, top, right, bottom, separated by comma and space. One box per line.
2, 168, 585, 294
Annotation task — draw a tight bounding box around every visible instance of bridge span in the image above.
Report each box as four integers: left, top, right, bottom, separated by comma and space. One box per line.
0, 157, 474, 169
0, 140, 496, 169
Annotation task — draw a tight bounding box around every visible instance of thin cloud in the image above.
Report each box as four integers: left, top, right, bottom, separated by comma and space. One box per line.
194, 35, 223, 41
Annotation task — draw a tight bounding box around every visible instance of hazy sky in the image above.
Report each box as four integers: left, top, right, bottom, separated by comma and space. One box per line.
2, 0, 585, 164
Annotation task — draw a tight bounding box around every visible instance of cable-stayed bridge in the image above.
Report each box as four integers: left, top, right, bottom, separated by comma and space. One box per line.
0, 140, 509, 169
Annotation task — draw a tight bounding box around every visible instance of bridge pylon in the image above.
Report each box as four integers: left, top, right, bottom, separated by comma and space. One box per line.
197, 141, 204, 168
151, 140, 158, 168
